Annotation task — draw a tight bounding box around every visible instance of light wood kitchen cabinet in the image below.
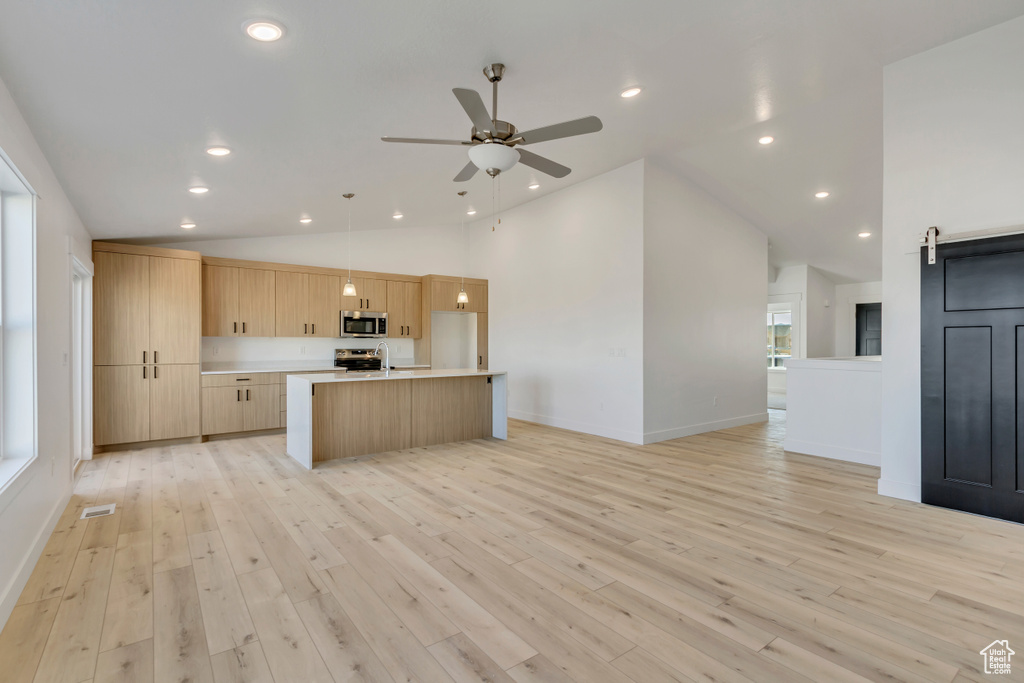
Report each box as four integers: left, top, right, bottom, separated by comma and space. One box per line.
149, 364, 201, 440
201, 386, 245, 435
344, 277, 387, 312
151, 257, 201, 363
387, 280, 421, 338
477, 312, 488, 370
94, 365, 150, 445
429, 279, 487, 313
96, 250, 201, 364
308, 273, 340, 337
202, 265, 238, 336
94, 243, 203, 448
275, 271, 309, 336
94, 251, 150, 365
239, 268, 277, 336
202, 382, 280, 435
203, 265, 276, 337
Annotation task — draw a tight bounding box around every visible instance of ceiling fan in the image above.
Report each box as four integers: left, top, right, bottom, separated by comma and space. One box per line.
381, 63, 603, 182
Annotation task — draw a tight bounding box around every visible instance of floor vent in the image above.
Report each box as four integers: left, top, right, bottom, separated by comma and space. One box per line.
81, 503, 116, 519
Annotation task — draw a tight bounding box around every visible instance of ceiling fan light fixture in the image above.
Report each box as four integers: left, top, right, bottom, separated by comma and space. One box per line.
468, 143, 520, 174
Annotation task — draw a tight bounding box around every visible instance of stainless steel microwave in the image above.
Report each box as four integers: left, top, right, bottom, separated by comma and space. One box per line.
340, 311, 387, 338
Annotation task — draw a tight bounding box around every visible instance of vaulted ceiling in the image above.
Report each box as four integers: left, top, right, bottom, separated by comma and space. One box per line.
1, 0, 1022, 282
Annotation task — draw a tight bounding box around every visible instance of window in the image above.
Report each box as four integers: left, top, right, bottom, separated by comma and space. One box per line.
0, 147, 37, 498
767, 310, 792, 368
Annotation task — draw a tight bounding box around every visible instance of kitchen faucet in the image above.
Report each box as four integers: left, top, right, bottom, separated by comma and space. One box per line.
373, 341, 390, 376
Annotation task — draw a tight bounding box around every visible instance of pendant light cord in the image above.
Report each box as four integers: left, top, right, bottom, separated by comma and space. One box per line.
347, 197, 352, 279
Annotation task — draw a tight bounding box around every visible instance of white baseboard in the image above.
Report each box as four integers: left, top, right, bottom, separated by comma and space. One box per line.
0, 487, 70, 630
643, 412, 769, 445
783, 438, 881, 467
508, 411, 644, 445
877, 478, 922, 503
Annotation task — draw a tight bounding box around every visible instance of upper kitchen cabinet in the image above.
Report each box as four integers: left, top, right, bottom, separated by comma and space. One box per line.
94, 243, 201, 365
276, 271, 340, 337
343, 276, 387, 312
202, 262, 276, 337
276, 270, 309, 336
308, 273, 341, 337
387, 280, 422, 338
429, 278, 488, 313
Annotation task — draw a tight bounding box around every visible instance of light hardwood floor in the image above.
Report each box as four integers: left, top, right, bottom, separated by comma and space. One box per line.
4, 412, 1024, 682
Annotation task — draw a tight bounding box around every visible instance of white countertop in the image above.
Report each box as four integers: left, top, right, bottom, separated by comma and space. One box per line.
785, 356, 881, 372
288, 368, 505, 384
201, 360, 341, 375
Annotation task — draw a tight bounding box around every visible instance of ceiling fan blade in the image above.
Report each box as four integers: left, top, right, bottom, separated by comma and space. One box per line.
453, 88, 494, 132
516, 149, 570, 178
381, 137, 470, 145
453, 161, 479, 183
515, 116, 603, 145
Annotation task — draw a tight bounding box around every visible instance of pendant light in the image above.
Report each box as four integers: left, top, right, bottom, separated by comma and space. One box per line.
457, 191, 469, 305
342, 193, 357, 297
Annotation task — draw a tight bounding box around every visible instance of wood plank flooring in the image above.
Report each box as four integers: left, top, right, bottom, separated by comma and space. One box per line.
4, 412, 1024, 682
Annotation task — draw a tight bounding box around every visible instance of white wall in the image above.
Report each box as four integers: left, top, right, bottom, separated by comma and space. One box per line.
834, 281, 882, 357
0, 75, 93, 627
805, 266, 836, 359
880, 15, 1024, 501
642, 160, 768, 442
468, 161, 646, 443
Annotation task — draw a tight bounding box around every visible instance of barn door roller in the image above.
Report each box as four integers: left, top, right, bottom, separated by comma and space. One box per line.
925, 226, 940, 265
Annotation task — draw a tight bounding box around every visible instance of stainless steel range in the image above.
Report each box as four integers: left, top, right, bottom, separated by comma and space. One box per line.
334, 348, 384, 372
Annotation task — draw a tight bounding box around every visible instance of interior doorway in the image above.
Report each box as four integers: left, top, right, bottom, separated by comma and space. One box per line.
70, 257, 91, 472
855, 302, 882, 356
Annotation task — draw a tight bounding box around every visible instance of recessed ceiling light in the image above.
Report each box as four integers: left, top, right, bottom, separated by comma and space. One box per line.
620, 86, 642, 98
758, 136, 774, 145
189, 186, 209, 194
299, 217, 312, 224
467, 210, 477, 215
244, 20, 284, 42
393, 213, 403, 219
206, 146, 231, 156
814, 191, 830, 199
180, 222, 196, 230
858, 231, 872, 238
528, 183, 540, 190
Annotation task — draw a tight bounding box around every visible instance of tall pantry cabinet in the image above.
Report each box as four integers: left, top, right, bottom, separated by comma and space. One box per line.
93, 242, 202, 447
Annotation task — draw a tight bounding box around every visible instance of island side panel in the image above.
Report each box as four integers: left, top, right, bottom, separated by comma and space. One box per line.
409, 376, 492, 447
286, 375, 313, 469
491, 373, 507, 440
312, 380, 413, 462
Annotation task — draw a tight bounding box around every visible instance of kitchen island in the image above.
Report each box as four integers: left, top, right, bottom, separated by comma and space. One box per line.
286, 369, 507, 468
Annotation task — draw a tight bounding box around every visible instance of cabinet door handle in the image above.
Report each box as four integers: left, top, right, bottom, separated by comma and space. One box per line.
143, 350, 147, 363
242, 322, 246, 334
143, 366, 147, 379
360, 298, 364, 308
246, 389, 250, 401
479, 355, 482, 366
304, 323, 308, 334
154, 366, 159, 379
234, 322, 238, 333
237, 389, 241, 401
154, 350, 158, 364
312, 323, 316, 335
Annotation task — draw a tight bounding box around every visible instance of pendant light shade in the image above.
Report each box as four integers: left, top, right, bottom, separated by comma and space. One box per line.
342, 193, 357, 297
458, 191, 470, 306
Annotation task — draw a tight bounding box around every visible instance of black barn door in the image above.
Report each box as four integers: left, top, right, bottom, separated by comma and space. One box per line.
922, 234, 1024, 523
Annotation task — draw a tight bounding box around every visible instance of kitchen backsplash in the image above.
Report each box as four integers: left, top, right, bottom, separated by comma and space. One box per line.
201, 336, 418, 365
